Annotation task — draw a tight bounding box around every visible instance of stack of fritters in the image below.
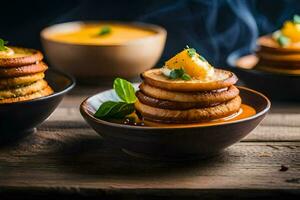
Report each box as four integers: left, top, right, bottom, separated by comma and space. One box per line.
256, 36, 300, 75
0, 47, 53, 103
135, 69, 241, 123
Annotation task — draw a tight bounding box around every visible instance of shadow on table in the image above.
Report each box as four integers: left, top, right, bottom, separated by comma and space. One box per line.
0, 129, 235, 178
51, 136, 233, 178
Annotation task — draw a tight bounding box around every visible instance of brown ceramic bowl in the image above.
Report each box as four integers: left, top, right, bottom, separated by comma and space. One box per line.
41, 21, 167, 84
0, 68, 75, 144
80, 85, 270, 161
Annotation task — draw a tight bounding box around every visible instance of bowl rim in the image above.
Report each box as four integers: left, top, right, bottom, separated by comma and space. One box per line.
227, 49, 300, 77
80, 86, 271, 130
40, 20, 167, 47
0, 68, 76, 106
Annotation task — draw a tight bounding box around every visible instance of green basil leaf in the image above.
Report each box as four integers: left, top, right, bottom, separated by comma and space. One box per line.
98, 26, 111, 36
187, 48, 196, 57
0, 39, 8, 51
113, 78, 136, 103
168, 68, 192, 80
182, 73, 191, 80
110, 103, 135, 119
94, 101, 134, 119
277, 35, 290, 47
94, 101, 118, 118
169, 68, 185, 79
293, 14, 300, 24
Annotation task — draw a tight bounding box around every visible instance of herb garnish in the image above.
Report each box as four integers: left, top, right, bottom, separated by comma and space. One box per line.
113, 78, 136, 103
186, 45, 208, 62
272, 30, 290, 47
169, 68, 184, 79
185, 45, 197, 58
187, 48, 196, 57
181, 73, 191, 80
94, 78, 136, 119
98, 26, 111, 36
94, 101, 134, 119
169, 68, 191, 80
0, 39, 8, 51
277, 34, 290, 47
293, 14, 300, 24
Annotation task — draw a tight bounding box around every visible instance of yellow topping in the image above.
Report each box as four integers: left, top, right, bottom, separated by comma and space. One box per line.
164, 49, 214, 79
281, 21, 300, 43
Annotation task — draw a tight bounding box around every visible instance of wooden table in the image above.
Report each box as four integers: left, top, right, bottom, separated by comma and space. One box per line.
0, 86, 299, 199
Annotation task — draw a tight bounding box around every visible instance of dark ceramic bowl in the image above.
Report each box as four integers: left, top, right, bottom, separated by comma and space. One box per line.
0, 69, 75, 144
80, 85, 270, 160
227, 49, 300, 101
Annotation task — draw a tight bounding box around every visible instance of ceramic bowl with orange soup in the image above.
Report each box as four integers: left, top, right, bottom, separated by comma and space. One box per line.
41, 21, 167, 83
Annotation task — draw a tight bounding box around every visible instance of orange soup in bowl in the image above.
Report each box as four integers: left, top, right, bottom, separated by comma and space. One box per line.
46, 23, 156, 45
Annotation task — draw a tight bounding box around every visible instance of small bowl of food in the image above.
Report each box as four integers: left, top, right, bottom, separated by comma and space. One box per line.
227, 14, 300, 101
41, 21, 167, 83
0, 40, 75, 144
80, 47, 270, 160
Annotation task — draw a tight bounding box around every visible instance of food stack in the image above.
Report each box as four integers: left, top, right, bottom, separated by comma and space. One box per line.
256, 36, 300, 75
135, 48, 241, 123
255, 15, 300, 75
0, 46, 53, 103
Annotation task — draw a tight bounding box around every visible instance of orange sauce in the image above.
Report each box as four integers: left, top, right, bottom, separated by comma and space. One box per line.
48, 24, 155, 45
112, 104, 256, 127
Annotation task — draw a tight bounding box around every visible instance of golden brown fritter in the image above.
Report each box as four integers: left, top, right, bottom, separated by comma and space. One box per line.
0, 72, 45, 89
257, 59, 300, 69
135, 96, 242, 123
0, 62, 48, 77
256, 51, 300, 62
0, 79, 48, 99
0, 46, 43, 67
142, 69, 238, 92
139, 83, 239, 103
257, 35, 300, 53
255, 65, 300, 75
0, 85, 53, 104
136, 91, 222, 110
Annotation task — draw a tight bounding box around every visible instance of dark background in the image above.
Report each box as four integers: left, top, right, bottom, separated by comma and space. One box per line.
0, 0, 299, 66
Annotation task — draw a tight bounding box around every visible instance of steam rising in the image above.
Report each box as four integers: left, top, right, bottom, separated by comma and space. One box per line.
50, 0, 299, 66
138, 0, 298, 66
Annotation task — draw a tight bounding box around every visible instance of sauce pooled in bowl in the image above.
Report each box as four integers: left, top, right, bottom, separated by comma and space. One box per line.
46, 23, 156, 45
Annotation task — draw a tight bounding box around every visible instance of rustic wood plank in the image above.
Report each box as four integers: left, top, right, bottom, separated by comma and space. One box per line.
244, 126, 300, 141
0, 127, 299, 192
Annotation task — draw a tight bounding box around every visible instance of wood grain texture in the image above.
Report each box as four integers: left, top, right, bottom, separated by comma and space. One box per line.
0, 86, 299, 199
0, 128, 299, 189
